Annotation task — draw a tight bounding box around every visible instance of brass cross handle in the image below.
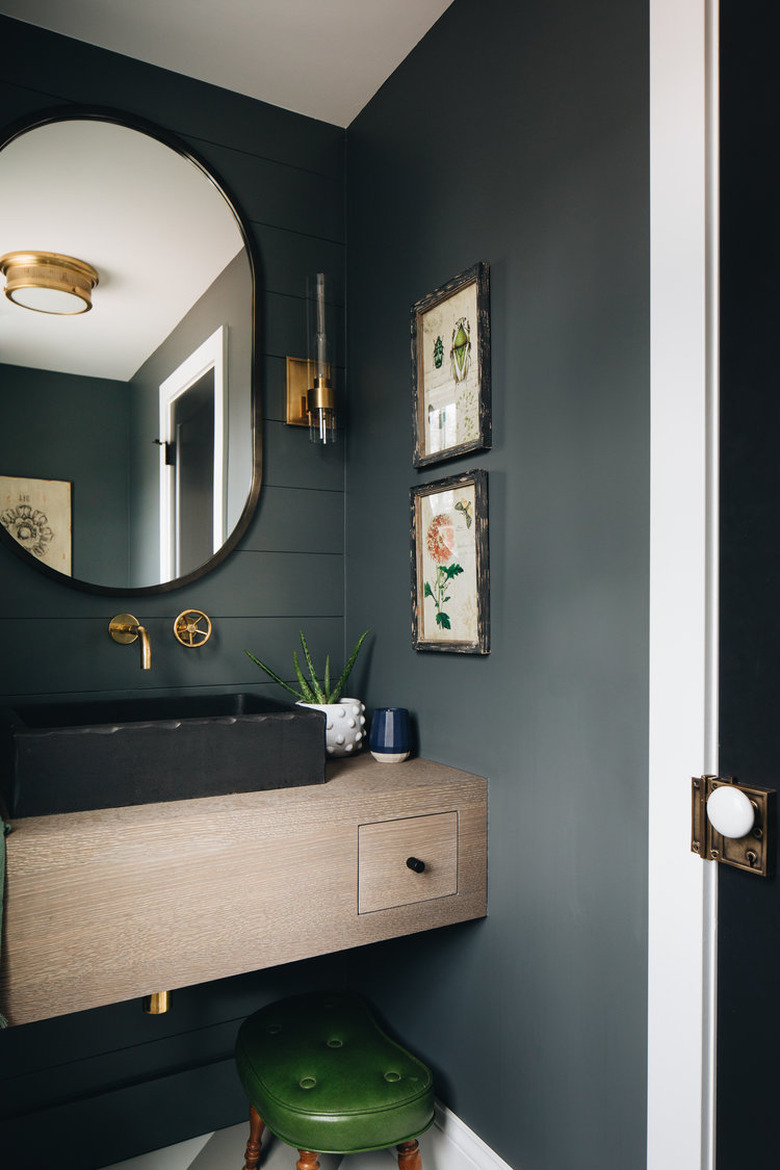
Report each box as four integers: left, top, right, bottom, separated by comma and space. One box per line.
173, 609, 212, 648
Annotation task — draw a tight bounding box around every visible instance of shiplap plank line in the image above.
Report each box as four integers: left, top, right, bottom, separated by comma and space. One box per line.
0, 615, 344, 695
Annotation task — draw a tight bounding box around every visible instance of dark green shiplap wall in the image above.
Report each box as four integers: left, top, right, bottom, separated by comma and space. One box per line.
344, 1, 650, 1168
0, 15, 348, 1167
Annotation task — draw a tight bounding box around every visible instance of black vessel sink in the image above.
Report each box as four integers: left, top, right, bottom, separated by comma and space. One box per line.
0, 694, 326, 818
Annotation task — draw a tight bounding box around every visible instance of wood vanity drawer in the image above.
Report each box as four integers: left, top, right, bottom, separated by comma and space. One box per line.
358, 810, 458, 913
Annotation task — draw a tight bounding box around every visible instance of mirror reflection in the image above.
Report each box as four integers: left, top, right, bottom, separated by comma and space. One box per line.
0, 114, 256, 592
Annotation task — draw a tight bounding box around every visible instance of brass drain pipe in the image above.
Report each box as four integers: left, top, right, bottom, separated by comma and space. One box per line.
143, 991, 170, 1014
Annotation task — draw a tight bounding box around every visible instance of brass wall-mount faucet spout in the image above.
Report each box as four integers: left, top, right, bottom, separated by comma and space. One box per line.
109, 614, 152, 670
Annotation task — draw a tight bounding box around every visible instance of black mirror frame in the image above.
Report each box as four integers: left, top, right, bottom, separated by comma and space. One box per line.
0, 104, 262, 596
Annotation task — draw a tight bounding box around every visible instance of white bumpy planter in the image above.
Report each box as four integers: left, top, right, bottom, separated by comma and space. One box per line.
297, 698, 366, 756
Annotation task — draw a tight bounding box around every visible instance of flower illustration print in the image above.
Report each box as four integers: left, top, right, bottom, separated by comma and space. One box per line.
0, 504, 54, 558
426, 513, 455, 563
424, 513, 463, 630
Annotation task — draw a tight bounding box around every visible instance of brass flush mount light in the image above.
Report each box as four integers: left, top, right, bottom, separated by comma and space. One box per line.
0, 250, 99, 314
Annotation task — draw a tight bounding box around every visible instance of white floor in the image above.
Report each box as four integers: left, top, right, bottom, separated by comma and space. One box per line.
101, 1121, 428, 1170
100, 1102, 512, 1170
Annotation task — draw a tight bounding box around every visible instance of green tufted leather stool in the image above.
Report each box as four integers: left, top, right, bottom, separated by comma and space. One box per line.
235, 993, 434, 1170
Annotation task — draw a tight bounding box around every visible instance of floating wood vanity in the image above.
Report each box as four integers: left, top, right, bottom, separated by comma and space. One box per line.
0, 756, 487, 1026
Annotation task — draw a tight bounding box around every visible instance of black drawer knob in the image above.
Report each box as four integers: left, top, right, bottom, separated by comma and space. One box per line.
406, 856, 426, 873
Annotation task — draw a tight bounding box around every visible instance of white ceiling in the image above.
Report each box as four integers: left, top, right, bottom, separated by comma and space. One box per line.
0, 0, 454, 127
0, 2, 452, 378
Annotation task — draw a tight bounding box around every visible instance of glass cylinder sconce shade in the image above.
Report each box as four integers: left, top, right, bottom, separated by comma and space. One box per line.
306, 272, 337, 444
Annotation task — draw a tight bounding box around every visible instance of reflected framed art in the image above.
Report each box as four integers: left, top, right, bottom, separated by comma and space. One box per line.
0, 474, 71, 575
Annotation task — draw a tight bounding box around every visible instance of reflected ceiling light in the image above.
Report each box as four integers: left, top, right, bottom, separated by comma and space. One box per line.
0, 251, 99, 315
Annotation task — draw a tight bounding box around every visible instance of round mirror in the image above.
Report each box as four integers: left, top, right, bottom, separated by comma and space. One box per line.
0, 109, 259, 594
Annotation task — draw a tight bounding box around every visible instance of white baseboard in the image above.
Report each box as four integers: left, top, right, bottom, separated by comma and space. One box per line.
286, 1103, 514, 1170
429, 1102, 513, 1170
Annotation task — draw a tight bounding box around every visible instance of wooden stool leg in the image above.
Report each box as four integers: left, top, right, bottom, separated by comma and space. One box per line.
242, 1105, 265, 1170
297, 1152, 320, 1170
397, 1139, 422, 1170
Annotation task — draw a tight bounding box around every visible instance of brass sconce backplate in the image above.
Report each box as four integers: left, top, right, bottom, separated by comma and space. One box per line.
691, 775, 775, 877
286, 356, 312, 426
286, 357, 335, 426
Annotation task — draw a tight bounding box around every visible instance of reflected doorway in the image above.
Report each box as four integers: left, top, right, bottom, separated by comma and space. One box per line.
159, 326, 227, 579
173, 369, 214, 575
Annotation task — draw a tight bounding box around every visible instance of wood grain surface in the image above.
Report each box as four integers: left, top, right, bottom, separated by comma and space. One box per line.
0, 756, 487, 1025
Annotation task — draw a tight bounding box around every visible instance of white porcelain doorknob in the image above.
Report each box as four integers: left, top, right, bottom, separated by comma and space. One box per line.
706, 784, 755, 839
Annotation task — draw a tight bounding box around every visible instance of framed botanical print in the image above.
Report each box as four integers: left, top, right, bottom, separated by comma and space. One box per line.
411, 261, 491, 467
411, 469, 489, 654
0, 474, 72, 575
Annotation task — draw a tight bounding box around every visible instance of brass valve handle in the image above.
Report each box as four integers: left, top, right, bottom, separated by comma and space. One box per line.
173, 610, 212, 648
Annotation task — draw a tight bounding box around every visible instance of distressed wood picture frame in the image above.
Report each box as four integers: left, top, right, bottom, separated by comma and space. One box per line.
411, 469, 489, 654
411, 261, 491, 468
0, 474, 72, 575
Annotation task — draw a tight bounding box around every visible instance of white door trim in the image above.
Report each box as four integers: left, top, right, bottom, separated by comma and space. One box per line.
158, 324, 228, 580
648, 1, 718, 1167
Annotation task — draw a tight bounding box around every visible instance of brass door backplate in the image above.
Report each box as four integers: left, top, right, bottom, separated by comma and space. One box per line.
691, 775, 775, 877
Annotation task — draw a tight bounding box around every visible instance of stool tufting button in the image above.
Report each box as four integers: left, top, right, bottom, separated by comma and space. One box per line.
267, 1024, 282, 1034
384, 1070, 402, 1082
299, 1076, 317, 1089
327, 1038, 344, 1048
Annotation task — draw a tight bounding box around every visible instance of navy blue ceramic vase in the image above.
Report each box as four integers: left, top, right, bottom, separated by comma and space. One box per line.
369, 707, 410, 763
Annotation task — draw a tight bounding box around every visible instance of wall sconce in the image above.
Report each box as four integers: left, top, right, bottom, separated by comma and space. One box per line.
0, 251, 99, 315
286, 272, 337, 444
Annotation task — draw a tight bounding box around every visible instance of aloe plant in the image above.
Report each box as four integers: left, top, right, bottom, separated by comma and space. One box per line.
245, 629, 369, 704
